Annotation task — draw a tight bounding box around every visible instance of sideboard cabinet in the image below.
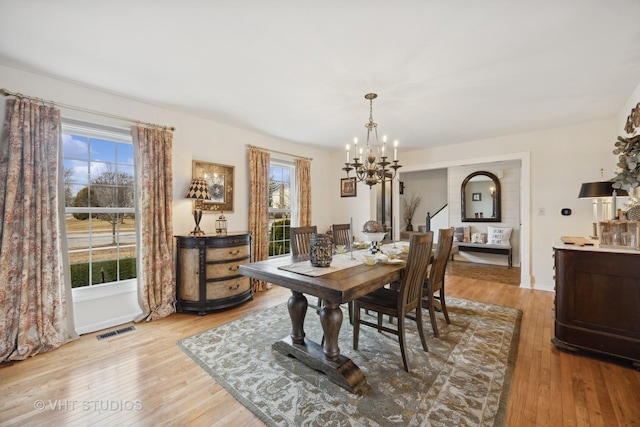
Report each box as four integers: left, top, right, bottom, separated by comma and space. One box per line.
552, 246, 640, 368
175, 233, 253, 315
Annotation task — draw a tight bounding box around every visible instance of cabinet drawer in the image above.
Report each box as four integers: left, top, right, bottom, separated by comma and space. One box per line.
206, 258, 249, 278
206, 245, 249, 262
206, 276, 250, 299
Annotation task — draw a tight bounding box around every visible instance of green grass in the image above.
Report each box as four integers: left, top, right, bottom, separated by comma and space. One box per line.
71, 258, 136, 288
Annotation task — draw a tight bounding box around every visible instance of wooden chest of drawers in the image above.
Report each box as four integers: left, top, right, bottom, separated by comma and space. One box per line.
175, 233, 253, 315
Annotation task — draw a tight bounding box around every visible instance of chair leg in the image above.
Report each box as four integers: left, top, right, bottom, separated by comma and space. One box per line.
439, 292, 451, 324
377, 312, 383, 331
428, 295, 440, 338
397, 313, 410, 372
415, 306, 429, 352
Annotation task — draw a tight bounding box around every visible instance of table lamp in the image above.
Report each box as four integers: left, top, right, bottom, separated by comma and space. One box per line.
185, 177, 212, 235
578, 180, 627, 238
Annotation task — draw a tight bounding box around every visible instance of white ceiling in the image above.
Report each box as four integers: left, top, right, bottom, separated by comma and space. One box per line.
2, 1, 640, 151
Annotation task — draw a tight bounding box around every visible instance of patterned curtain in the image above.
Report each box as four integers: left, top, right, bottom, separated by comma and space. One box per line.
248, 147, 271, 292
0, 98, 77, 361
132, 126, 175, 321
295, 158, 311, 227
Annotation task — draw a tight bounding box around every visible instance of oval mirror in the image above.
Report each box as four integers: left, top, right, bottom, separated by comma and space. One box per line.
461, 171, 501, 222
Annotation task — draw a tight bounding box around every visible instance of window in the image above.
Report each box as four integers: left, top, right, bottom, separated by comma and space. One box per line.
62, 120, 137, 288
268, 161, 295, 256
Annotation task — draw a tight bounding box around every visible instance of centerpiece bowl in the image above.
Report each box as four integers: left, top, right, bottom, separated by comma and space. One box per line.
362, 232, 387, 254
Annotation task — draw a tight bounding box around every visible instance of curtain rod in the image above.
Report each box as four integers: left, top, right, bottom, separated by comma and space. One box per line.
246, 144, 312, 161
1, 88, 176, 131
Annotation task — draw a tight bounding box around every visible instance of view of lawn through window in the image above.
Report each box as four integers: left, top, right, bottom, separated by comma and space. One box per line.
62, 122, 137, 288
268, 163, 294, 256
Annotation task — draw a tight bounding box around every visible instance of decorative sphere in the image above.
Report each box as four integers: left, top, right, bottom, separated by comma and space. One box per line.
363, 220, 384, 233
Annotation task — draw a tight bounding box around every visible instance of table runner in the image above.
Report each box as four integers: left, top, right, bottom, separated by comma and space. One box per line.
278, 252, 365, 277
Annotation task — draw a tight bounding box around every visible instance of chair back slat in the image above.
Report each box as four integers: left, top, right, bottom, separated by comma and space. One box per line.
332, 223, 351, 246
429, 228, 454, 293
290, 226, 317, 256
399, 232, 434, 312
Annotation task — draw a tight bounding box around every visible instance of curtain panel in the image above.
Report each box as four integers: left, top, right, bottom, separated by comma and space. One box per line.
295, 158, 311, 227
0, 98, 77, 361
133, 126, 175, 321
248, 147, 271, 292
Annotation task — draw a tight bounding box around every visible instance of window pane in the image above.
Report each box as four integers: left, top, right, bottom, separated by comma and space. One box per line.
268, 162, 294, 257
117, 142, 134, 165
90, 138, 116, 162
63, 135, 88, 160
118, 214, 137, 280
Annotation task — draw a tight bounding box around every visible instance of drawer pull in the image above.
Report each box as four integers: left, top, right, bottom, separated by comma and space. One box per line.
228, 265, 239, 272
228, 283, 240, 290
228, 249, 241, 256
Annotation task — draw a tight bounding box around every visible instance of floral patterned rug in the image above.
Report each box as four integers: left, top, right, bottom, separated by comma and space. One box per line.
177, 298, 521, 426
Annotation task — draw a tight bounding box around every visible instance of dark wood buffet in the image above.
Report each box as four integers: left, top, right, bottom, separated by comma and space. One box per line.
552, 245, 640, 368
175, 233, 253, 315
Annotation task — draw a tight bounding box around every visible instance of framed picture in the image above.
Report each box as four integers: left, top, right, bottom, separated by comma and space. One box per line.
341, 178, 357, 197
192, 160, 235, 212
472, 192, 481, 202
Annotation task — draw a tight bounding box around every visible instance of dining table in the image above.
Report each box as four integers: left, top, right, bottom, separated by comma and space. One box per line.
238, 247, 407, 393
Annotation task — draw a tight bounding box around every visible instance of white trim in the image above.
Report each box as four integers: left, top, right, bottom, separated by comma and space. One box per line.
75, 313, 141, 335
72, 279, 137, 302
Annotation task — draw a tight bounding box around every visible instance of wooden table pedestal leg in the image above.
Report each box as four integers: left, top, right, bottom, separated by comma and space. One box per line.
273, 296, 366, 394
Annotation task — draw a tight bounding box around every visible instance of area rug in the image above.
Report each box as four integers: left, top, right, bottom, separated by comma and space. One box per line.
177, 297, 521, 426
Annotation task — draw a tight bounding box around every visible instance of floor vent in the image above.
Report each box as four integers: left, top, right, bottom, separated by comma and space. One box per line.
96, 326, 136, 341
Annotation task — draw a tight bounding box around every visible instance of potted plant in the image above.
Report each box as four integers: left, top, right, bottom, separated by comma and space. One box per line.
612, 134, 640, 191
402, 193, 422, 231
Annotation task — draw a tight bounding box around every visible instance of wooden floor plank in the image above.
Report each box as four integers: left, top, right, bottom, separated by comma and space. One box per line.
1, 272, 639, 426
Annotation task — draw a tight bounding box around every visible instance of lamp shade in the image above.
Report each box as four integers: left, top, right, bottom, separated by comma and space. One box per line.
185, 178, 212, 200
578, 181, 628, 198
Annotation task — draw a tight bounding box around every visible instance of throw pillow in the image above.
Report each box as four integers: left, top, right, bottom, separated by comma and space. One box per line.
454, 227, 465, 242
487, 226, 512, 246
471, 232, 487, 244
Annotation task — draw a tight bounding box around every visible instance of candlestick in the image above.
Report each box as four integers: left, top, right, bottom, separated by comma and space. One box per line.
394, 140, 398, 161
346, 143, 350, 163
349, 217, 355, 259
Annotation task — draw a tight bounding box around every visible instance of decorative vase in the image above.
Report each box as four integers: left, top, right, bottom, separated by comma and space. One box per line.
406, 220, 413, 231
310, 234, 332, 267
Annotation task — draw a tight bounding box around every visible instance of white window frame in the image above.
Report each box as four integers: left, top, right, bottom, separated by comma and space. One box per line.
62, 119, 139, 298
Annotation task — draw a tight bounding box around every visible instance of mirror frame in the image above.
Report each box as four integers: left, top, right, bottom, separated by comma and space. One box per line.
461, 171, 501, 222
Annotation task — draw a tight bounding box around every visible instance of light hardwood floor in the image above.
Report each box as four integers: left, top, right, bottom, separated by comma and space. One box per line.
1, 276, 639, 426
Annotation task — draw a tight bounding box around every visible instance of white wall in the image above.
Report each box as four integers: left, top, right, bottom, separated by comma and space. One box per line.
1, 64, 334, 333
398, 169, 448, 231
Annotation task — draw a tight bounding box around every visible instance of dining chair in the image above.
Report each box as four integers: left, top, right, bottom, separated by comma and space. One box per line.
289, 225, 322, 312
422, 227, 455, 337
332, 223, 351, 247
352, 232, 434, 372
290, 226, 317, 257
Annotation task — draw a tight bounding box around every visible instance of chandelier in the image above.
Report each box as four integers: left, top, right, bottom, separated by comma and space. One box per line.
342, 93, 402, 188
